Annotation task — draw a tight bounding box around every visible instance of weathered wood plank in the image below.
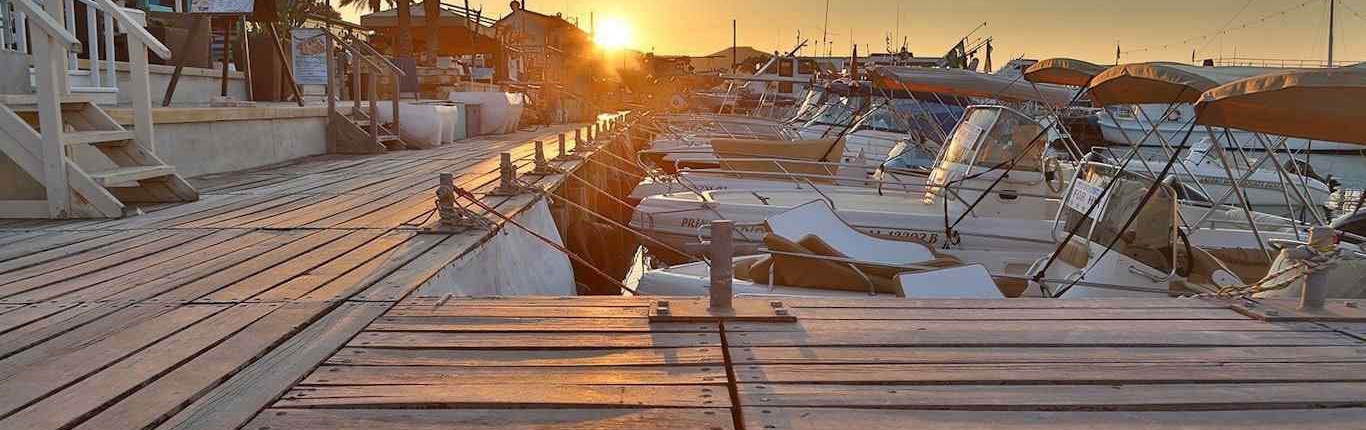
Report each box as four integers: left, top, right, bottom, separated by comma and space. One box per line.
742, 407, 1366, 430
367, 316, 717, 333
274, 384, 729, 409
0, 230, 176, 282
351, 332, 722, 349
399, 296, 653, 307
731, 346, 1366, 365
723, 319, 1322, 333
0, 302, 77, 334
385, 306, 649, 319
734, 363, 1366, 384
245, 408, 736, 430
0, 303, 277, 430
0, 304, 225, 416
0, 231, 114, 264
727, 328, 1351, 347
156, 303, 390, 430
738, 382, 1366, 410
328, 347, 726, 367
302, 365, 727, 386
193, 230, 384, 303
777, 297, 1231, 309
70, 302, 331, 430
790, 307, 1248, 320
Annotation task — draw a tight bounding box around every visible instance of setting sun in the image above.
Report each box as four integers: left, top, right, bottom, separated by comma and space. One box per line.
594, 17, 632, 49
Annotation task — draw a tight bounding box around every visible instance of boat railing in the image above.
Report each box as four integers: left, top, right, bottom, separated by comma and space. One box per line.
1203, 57, 1363, 69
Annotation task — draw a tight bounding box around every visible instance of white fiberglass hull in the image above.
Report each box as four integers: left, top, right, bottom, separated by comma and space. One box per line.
1098, 116, 1360, 153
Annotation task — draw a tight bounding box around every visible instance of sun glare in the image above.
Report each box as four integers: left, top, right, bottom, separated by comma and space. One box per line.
595, 17, 632, 49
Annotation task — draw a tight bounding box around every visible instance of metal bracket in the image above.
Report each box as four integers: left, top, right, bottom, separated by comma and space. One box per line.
1231, 298, 1366, 322
649, 298, 796, 322
488, 152, 528, 196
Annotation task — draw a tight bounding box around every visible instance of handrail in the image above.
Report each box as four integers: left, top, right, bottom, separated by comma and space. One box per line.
346, 34, 404, 77
89, 0, 170, 59
330, 34, 385, 73
10, 0, 80, 51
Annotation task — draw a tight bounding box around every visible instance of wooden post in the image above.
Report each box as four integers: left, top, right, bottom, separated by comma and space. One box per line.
162, 15, 208, 106
267, 23, 305, 106
709, 220, 734, 310
325, 34, 335, 114
351, 49, 362, 117
391, 69, 400, 130
219, 17, 231, 96
239, 15, 252, 100
368, 69, 379, 142
31, 21, 68, 216
128, 35, 156, 154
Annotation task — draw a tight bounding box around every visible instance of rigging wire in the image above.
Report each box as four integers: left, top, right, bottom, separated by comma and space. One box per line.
1121, 0, 1321, 56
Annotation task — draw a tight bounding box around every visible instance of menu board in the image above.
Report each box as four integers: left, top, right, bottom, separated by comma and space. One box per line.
190, 0, 253, 13
290, 28, 328, 85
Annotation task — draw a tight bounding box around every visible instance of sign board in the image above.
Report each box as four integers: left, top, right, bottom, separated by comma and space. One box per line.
290, 28, 328, 85
190, 0, 252, 13
1065, 178, 1108, 218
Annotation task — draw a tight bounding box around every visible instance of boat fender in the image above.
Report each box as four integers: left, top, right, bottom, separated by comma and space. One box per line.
1043, 156, 1064, 194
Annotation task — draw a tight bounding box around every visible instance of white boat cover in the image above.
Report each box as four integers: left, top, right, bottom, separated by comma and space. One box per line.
1195, 68, 1366, 145
375, 102, 447, 149
867, 66, 1076, 106
765, 200, 935, 264
449, 92, 525, 135
1088, 62, 1283, 106
896, 264, 1000, 298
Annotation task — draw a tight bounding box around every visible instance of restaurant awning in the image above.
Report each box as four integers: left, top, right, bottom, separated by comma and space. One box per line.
1023, 58, 1107, 87
1195, 68, 1366, 145
867, 66, 1076, 106
1087, 62, 1283, 106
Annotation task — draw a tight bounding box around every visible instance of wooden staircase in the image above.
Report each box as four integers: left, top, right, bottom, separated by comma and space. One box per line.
325, 33, 407, 154
0, 0, 194, 218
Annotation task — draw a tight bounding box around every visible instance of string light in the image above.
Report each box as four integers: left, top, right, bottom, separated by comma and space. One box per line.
1121, 0, 1320, 55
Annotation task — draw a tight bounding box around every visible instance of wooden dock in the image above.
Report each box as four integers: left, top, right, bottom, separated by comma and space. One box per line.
0, 121, 611, 430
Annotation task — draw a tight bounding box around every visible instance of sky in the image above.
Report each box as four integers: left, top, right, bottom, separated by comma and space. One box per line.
336, 0, 1366, 66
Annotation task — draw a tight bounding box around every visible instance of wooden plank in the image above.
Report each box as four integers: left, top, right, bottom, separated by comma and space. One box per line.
69, 302, 331, 430
302, 365, 727, 386
301, 234, 446, 302
737, 382, 1366, 410
329, 347, 725, 367
0, 230, 205, 299
724, 319, 1324, 333
0, 304, 225, 417
731, 346, 1366, 365
790, 307, 1248, 320
192, 230, 384, 303
155, 302, 390, 430
386, 306, 649, 319
742, 408, 1366, 430
273, 384, 729, 409
367, 316, 717, 333
0, 302, 78, 334
734, 363, 1366, 384
351, 332, 722, 349
777, 297, 1231, 309
726, 328, 1351, 347
0, 230, 150, 277
0, 303, 277, 430
0, 229, 247, 303
400, 295, 653, 307
245, 408, 736, 430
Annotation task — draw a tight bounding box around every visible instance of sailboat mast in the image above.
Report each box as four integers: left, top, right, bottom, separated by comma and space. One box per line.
822, 0, 830, 57
1328, 0, 1335, 67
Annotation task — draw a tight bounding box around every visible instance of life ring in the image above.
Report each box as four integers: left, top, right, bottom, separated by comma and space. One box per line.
1043, 156, 1064, 193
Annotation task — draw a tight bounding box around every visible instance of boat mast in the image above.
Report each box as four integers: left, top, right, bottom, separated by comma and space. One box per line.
1328, 0, 1335, 67
822, 0, 830, 57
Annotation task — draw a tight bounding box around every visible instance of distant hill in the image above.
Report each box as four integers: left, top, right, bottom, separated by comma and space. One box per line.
690, 46, 774, 73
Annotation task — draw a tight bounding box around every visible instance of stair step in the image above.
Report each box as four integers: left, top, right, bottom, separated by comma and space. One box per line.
63, 130, 134, 147
378, 134, 402, 143
0, 94, 95, 107
89, 165, 176, 187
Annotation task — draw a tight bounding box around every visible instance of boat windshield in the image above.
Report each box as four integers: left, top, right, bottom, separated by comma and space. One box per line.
789, 89, 828, 123
1059, 163, 1177, 274
855, 98, 966, 136
804, 96, 864, 128
923, 106, 1047, 202
880, 141, 938, 173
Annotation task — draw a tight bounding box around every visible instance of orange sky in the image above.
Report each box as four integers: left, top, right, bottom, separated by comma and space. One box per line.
337, 0, 1366, 65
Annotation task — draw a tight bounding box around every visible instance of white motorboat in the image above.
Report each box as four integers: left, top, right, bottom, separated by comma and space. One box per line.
1098, 104, 1361, 152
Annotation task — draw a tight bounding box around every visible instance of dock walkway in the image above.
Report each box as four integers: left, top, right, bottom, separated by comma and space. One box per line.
247, 296, 1366, 430
0, 122, 601, 430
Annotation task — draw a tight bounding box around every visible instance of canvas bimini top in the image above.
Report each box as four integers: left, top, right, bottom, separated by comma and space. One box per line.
1022, 58, 1108, 87
866, 66, 1077, 106
1195, 68, 1366, 145
1086, 62, 1284, 106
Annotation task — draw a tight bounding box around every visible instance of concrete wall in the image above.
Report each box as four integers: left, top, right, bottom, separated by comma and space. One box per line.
87, 61, 249, 105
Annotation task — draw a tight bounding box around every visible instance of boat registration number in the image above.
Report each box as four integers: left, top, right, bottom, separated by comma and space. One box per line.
1065, 179, 1108, 217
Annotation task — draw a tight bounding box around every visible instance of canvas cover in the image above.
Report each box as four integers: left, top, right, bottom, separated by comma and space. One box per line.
867, 66, 1076, 106
1088, 62, 1283, 106
1195, 68, 1366, 145
1023, 58, 1107, 86
713, 138, 847, 179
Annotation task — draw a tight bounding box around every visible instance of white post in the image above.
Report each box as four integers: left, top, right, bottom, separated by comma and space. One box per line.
101, 10, 113, 85
34, 0, 69, 216
127, 37, 154, 153
84, 3, 97, 86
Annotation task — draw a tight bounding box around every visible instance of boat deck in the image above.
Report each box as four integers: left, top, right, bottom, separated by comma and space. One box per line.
0, 121, 602, 430
243, 296, 1366, 430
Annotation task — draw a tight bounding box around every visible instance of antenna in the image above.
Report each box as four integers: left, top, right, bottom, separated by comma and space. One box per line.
821, 0, 830, 57
1328, 0, 1336, 67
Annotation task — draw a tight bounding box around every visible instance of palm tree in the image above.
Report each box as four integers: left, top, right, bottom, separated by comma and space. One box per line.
424, 0, 440, 61
337, 0, 414, 57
